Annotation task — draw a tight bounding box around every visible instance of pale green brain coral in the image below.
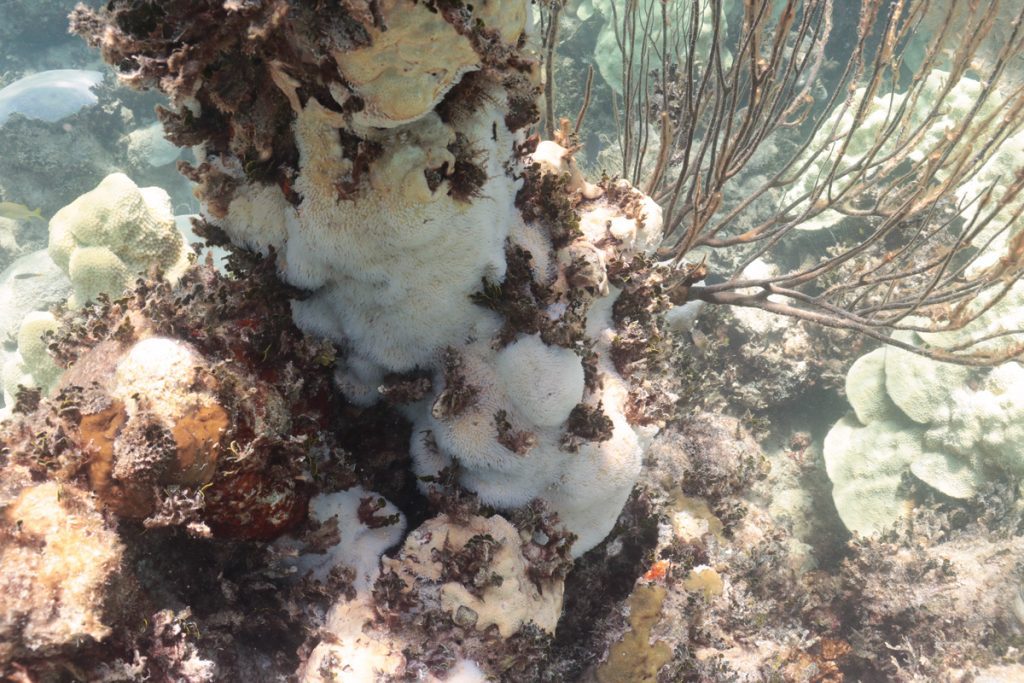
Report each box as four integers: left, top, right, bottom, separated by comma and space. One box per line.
1, 311, 61, 407
48, 172, 191, 308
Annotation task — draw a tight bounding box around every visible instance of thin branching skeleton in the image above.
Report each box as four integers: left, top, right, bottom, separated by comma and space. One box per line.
543, 0, 1024, 364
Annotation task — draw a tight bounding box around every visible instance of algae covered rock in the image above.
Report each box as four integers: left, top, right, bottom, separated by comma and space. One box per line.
0, 478, 124, 663
383, 514, 565, 638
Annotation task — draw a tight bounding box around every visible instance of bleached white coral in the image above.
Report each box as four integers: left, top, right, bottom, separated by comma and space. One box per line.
125, 120, 180, 168
296, 489, 407, 683
789, 69, 1018, 238
294, 487, 406, 589
111, 337, 207, 424
201, 1, 665, 557
280, 98, 513, 371
823, 416, 919, 536
48, 173, 191, 308
883, 331, 971, 425
496, 334, 584, 427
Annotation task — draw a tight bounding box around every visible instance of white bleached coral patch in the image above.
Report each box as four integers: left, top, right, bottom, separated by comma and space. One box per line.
203, 10, 664, 556
496, 334, 584, 427
283, 97, 514, 371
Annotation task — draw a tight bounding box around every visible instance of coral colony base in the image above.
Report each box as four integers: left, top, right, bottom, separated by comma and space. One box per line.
2, 1, 1024, 681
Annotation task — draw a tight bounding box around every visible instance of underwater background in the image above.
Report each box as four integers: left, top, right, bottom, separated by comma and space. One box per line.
1, 1, 1023, 681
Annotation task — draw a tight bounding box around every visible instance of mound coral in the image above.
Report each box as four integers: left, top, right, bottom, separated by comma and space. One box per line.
1, 311, 60, 407
825, 293, 1024, 535
48, 172, 191, 308
73, 0, 675, 559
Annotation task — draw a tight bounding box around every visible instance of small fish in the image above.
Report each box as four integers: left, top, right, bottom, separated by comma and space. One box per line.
13, 272, 42, 279
689, 328, 710, 353
0, 202, 44, 222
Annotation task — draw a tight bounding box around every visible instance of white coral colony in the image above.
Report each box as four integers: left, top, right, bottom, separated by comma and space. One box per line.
202, 0, 667, 556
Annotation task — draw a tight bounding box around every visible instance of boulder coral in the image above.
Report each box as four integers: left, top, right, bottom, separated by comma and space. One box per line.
1, 311, 60, 408
825, 297, 1024, 535
48, 172, 191, 309
73, 0, 676, 558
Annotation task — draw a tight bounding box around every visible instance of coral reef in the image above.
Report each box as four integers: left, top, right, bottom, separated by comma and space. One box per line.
0, 69, 195, 221
0, 3, 1020, 682
580, 0, 730, 95
535, 415, 1024, 681
788, 67, 1023, 249
125, 121, 183, 169
0, 248, 72, 363
1, 173, 195, 413
70, 0, 681, 558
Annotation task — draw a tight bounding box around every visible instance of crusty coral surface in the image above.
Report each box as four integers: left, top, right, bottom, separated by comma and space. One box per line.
72, 0, 678, 558
0, 478, 123, 664
0, 250, 382, 679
